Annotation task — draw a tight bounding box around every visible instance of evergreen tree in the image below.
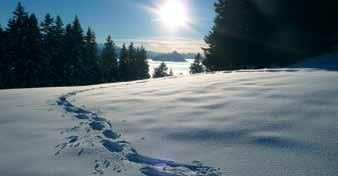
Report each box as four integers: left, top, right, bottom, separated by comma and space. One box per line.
203, 0, 268, 71
5, 2, 29, 88
62, 23, 73, 84
1, 3, 158, 89
204, 0, 338, 71
0, 25, 4, 88
169, 69, 174, 76
41, 14, 54, 38
54, 16, 64, 43
153, 62, 169, 78
190, 53, 205, 74
83, 27, 100, 84
6, 4, 46, 87
127, 42, 137, 80
118, 44, 129, 81
23, 14, 45, 87
40, 13, 55, 85
70, 16, 85, 85
135, 46, 150, 80
100, 35, 118, 82
50, 16, 65, 85
63, 16, 85, 85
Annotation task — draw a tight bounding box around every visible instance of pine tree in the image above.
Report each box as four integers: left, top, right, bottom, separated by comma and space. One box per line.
62, 24, 73, 84
100, 35, 118, 82
6, 4, 46, 87
0, 25, 4, 88
71, 16, 85, 85
169, 69, 174, 76
135, 46, 150, 80
40, 13, 55, 85
203, 0, 270, 71
127, 43, 137, 80
24, 14, 45, 87
190, 53, 205, 74
41, 14, 54, 37
63, 16, 85, 85
203, 0, 338, 70
5, 2, 29, 88
50, 16, 65, 85
153, 62, 169, 78
83, 27, 99, 84
118, 44, 129, 81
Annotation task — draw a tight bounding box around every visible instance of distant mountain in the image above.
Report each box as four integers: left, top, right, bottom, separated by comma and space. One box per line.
98, 44, 158, 58
181, 53, 197, 59
153, 51, 191, 62
98, 44, 196, 61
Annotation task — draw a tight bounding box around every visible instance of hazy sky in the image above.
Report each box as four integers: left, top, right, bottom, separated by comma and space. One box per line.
0, 0, 217, 53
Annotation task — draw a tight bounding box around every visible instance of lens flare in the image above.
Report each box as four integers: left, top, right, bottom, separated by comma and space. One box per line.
157, 0, 189, 29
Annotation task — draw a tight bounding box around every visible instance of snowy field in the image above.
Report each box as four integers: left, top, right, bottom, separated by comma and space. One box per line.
1, 54, 338, 176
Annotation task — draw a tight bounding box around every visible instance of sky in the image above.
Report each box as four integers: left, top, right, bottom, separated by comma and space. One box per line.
0, 0, 217, 53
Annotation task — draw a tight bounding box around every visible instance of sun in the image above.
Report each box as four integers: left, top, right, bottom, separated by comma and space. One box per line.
157, 0, 189, 29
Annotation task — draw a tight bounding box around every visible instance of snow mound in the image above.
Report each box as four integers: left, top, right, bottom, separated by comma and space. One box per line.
1, 53, 338, 175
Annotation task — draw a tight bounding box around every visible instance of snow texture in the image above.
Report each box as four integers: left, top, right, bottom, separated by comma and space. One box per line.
55, 84, 221, 175
1, 53, 338, 175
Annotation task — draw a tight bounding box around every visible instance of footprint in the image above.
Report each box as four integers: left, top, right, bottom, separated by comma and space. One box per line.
67, 136, 78, 143
89, 121, 105, 131
103, 130, 120, 139
101, 140, 124, 153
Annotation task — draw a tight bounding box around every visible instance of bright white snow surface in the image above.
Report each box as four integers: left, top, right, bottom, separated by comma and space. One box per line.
1, 53, 338, 176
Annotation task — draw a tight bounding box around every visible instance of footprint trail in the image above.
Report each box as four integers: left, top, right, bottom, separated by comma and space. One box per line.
55, 88, 222, 176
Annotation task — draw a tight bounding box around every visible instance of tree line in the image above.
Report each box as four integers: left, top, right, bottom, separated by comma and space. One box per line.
203, 0, 338, 71
0, 3, 150, 89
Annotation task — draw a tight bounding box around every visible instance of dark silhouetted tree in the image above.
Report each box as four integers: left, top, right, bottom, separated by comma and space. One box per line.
0, 3, 153, 89
50, 16, 65, 85
62, 23, 73, 84
40, 13, 55, 85
204, 0, 338, 71
153, 62, 169, 78
135, 46, 150, 80
63, 16, 85, 85
190, 53, 205, 74
24, 14, 46, 87
100, 35, 118, 82
203, 0, 269, 71
119, 43, 151, 81
0, 25, 5, 88
118, 44, 129, 81
5, 2, 29, 88
127, 43, 137, 80
83, 27, 99, 84
6, 4, 46, 88
169, 68, 174, 76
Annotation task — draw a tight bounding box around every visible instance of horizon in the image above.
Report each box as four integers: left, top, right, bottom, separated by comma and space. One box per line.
0, 0, 217, 53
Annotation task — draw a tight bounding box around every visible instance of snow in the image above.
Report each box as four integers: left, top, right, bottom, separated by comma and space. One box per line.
1, 53, 338, 175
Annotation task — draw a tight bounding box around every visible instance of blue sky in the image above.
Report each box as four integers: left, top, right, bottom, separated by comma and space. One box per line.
0, 0, 217, 53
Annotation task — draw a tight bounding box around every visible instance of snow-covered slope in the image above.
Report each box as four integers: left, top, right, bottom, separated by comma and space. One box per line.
1, 53, 338, 176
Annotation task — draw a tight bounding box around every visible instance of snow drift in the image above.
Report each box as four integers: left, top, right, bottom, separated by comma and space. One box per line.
1, 53, 338, 176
